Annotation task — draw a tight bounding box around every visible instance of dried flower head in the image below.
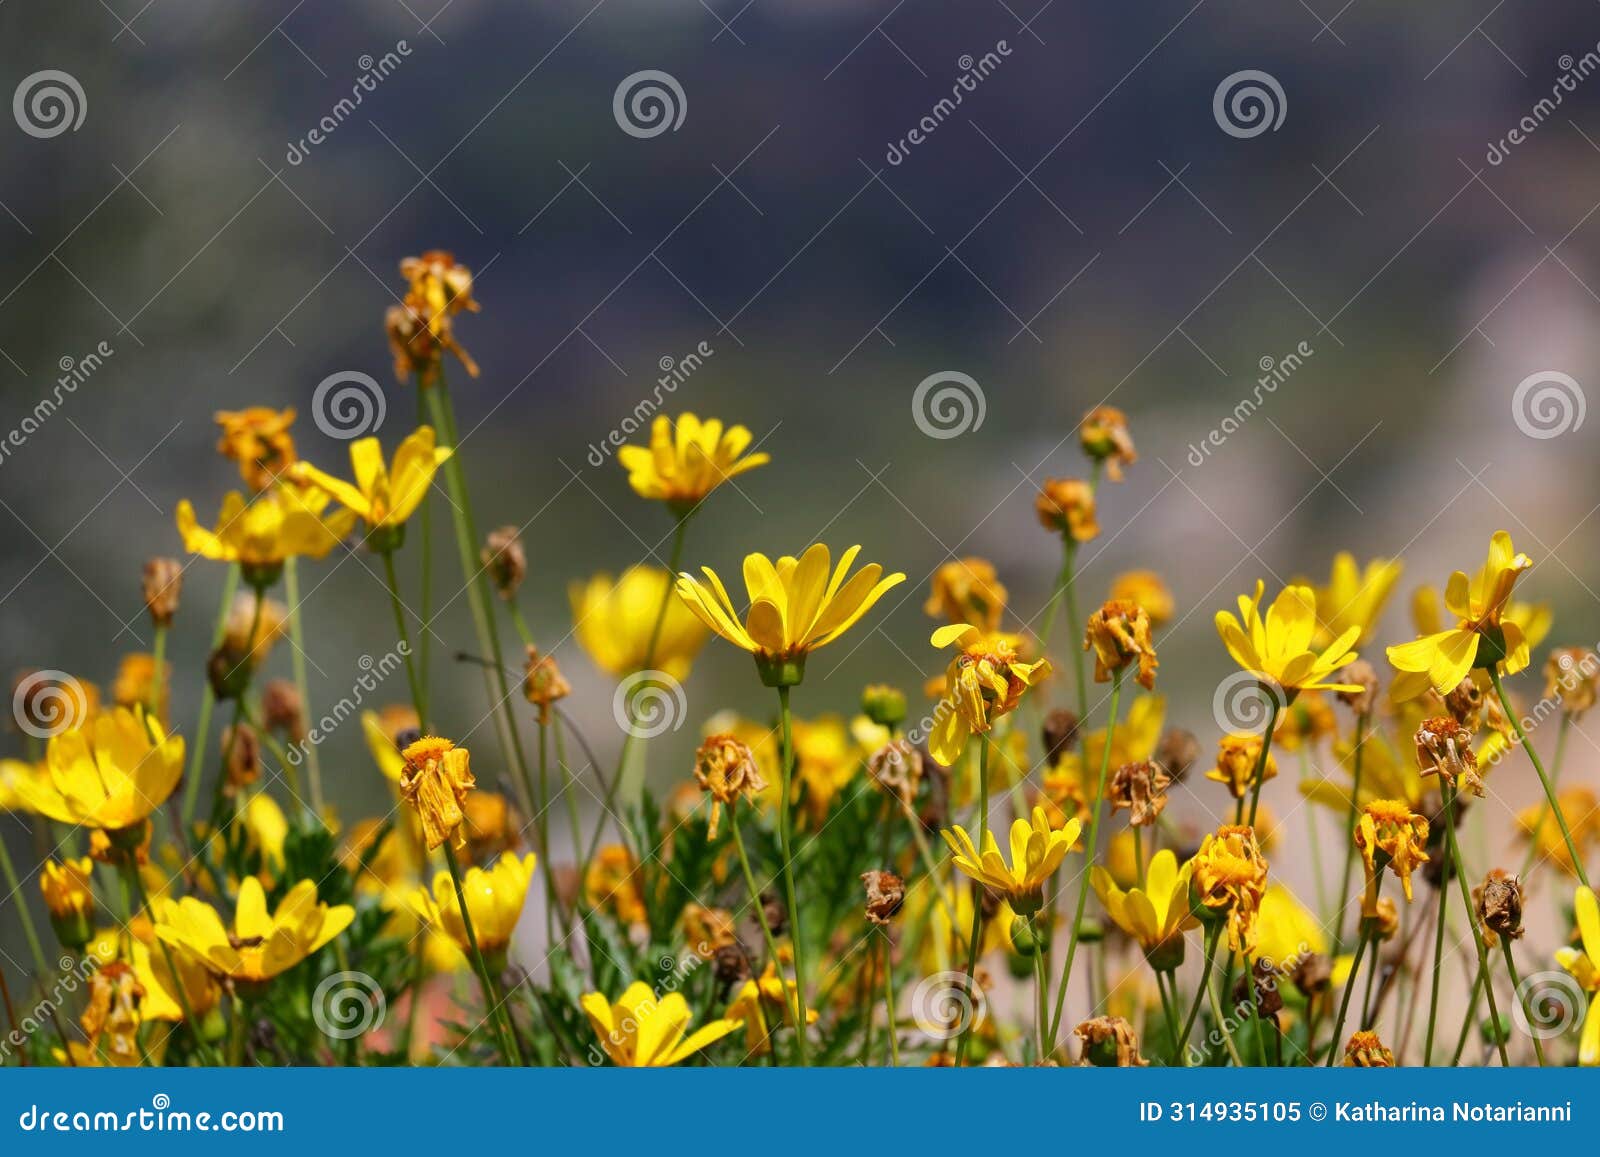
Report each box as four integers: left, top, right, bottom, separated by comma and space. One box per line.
1204, 733, 1277, 800
1476, 868, 1524, 941
1079, 405, 1137, 480
521, 646, 571, 724
1108, 760, 1171, 827
388, 251, 481, 383
1035, 479, 1100, 542
82, 962, 145, 1067
1414, 715, 1483, 798
1342, 1030, 1395, 1067
866, 739, 922, 807
461, 791, 523, 867
400, 736, 476, 851
1355, 799, 1430, 907
1084, 599, 1158, 690
214, 407, 298, 492
1041, 709, 1080, 767
259, 679, 306, 742
482, 525, 527, 601
924, 557, 1010, 633
1231, 958, 1284, 1023
141, 558, 183, 628
693, 734, 767, 838
1289, 952, 1332, 998
1336, 659, 1379, 715
1157, 727, 1201, 782
1109, 569, 1173, 627
861, 869, 905, 925
1074, 1015, 1146, 1066
1545, 647, 1600, 719
1191, 824, 1269, 953
681, 904, 739, 958
221, 721, 261, 793
1371, 896, 1400, 941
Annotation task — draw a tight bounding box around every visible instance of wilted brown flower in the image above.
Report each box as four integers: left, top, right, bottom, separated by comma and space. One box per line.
1084, 599, 1157, 690
1336, 659, 1378, 715
682, 903, 739, 957
1079, 405, 1137, 480
82, 962, 145, 1067
866, 739, 922, 807
1205, 733, 1276, 800
861, 869, 905, 925
399, 736, 476, 851
1476, 868, 1524, 941
1545, 647, 1600, 719
1442, 677, 1485, 729
1289, 952, 1332, 998
1042, 709, 1080, 767
1355, 799, 1429, 909
923, 557, 1009, 633
1342, 1029, 1394, 1067
141, 557, 183, 627
1157, 727, 1201, 782
1074, 1015, 1146, 1066
482, 526, 526, 601
1035, 479, 1099, 542
1108, 760, 1170, 827
1232, 958, 1284, 1023
521, 646, 570, 724
260, 679, 307, 742
214, 407, 297, 492
693, 734, 767, 838
387, 251, 481, 383
1191, 824, 1269, 953
1415, 715, 1482, 798
221, 721, 261, 792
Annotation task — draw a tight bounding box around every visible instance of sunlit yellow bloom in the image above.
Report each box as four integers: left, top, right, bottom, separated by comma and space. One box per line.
1205, 733, 1277, 800
177, 483, 354, 581
291, 427, 452, 536
1304, 552, 1402, 647
1555, 886, 1600, 1065
111, 653, 170, 725
675, 543, 904, 685
1517, 789, 1599, 877
618, 412, 769, 512
582, 981, 743, 1066
1216, 581, 1361, 696
926, 624, 1051, 767
0, 758, 41, 813
1343, 1029, 1395, 1067
725, 961, 819, 1057
924, 557, 1009, 632
1109, 570, 1173, 627
411, 851, 536, 957
238, 792, 288, 879
1092, 848, 1197, 968
1355, 799, 1429, 907
1255, 882, 1326, 972
942, 806, 1082, 915
1387, 532, 1533, 700
156, 876, 354, 985
89, 913, 220, 1023
16, 708, 184, 835
569, 566, 707, 680
585, 844, 647, 926
40, 856, 95, 949
399, 736, 475, 851
215, 406, 298, 492
1085, 600, 1158, 690
1191, 824, 1269, 953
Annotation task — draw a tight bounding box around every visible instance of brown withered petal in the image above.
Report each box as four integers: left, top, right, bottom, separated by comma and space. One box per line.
1156, 727, 1200, 782
1476, 868, 1524, 940
1074, 1015, 1146, 1066
1042, 709, 1080, 767
259, 679, 307, 742
1289, 952, 1332, 998
861, 869, 905, 925
1336, 659, 1379, 715
693, 734, 767, 839
1231, 958, 1284, 1023
1108, 760, 1171, 827
141, 558, 183, 627
399, 736, 476, 851
482, 526, 527, 601
522, 645, 571, 723
866, 739, 922, 806
1415, 715, 1482, 797
221, 721, 261, 792
1343, 1030, 1395, 1067
1443, 678, 1485, 729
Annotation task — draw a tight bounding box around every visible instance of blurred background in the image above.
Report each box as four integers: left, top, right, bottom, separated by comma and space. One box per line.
3, 1, 1600, 1017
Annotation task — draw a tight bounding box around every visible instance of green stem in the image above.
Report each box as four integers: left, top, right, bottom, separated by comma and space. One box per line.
1332, 711, 1369, 956
954, 736, 991, 1067
442, 842, 523, 1065
1245, 696, 1282, 829
380, 548, 428, 726
882, 930, 900, 1067
149, 625, 167, 720
1030, 916, 1050, 1061
1177, 926, 1221, 1062
1452, 965, 1486, 1063
1423, 868, 1449, 1065
1325, 923, 1370, 1065
1490, 667, 1589, 888
1206, 963, 1246, 1067
1440, 779, 1510, 1065
181, 563, 240, 826
283, 558, 323, 816
729, 811, 784, 976
1048, 667, 1123, 1047
1500, 937, 1546, 1066
416, 387, 433, 727
0, 831, 47, 977
1518, 713, 1572, 880
774, 685, 813, 1066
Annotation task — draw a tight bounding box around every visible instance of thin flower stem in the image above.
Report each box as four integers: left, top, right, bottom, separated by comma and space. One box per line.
955, 735, 991, 1066
379, 548, 428, 726
123, 858, 218, 1065
1155, 969, 1181, 1061
1048, 667, 1123, 1047
181, 563, 240, 826
416, 388, 433, 725
728, 811, 784, 975
1490, 667, 1589, 889
1206, 965, 1246, 1067
1177, 926, 1221, 1062
1245, 696, 1282, 829
1332, 710, 1369, 956
1325, 923, 1370, 1065
1451, 964, 1486, 1064
882, 929, 900, 1067
0, 833, 47, 977
1440, 780, 1510, 1065
551, 717, 584, 909
537, 717, 557, 941
1518, 713, 1572, 880
149, 624, 167, 719
282, 558, 324, 815
774, 684, 813, 1067
1500, 937, 1546, 1066
442, 842, 523, 1065
1423, 864, 1450, 1065
1029, 917, 1049, 1061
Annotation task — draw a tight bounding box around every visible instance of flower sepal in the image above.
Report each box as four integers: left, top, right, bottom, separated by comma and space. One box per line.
240, 561, 283, 590
755, 653, 806, 688
1472, 623, 1509, 670
1143, 935, 1185, 973
365, 522, 406, 555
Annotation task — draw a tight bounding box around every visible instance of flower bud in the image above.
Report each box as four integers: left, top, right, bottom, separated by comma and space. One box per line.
482, 526, 526, 601
141, 558, 183, 627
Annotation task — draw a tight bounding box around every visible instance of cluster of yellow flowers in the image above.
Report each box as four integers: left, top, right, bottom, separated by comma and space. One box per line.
5, 257, 1599, 1071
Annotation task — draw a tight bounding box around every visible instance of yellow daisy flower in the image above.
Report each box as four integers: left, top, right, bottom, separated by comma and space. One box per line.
675, 543, 905, 686
926, 624, 1051, 767
1555, 886, 1600, 1065
618, 412, 770, 513
941, 806, 1082, 915
1215, 580, 1362, 697
725, 961, 819, 1057
581, 981, 744, 1066
1091, 848, 1198, 969
569, 566, 707, 680
154, 876, 354, 985
16, 708, 184, 836
176, 483, 354, 582
1304, 552, 1402, 647
410, 851, 537, 958
290, 426, 452, 542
